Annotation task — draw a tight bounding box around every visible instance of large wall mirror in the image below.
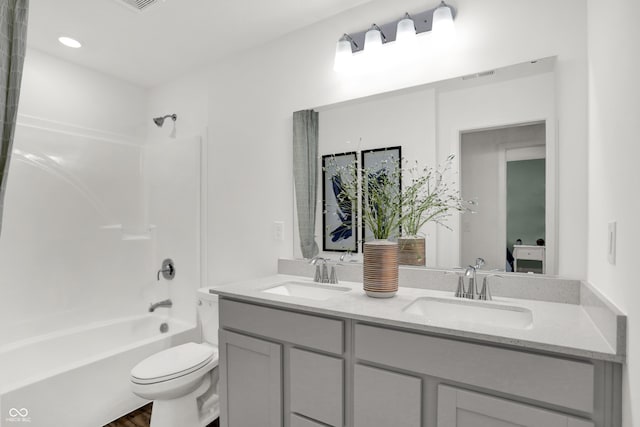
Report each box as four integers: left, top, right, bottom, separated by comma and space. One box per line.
293, 57, 558, 275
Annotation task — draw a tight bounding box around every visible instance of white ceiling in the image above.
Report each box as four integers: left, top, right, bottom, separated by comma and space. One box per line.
27, 0, 372, 88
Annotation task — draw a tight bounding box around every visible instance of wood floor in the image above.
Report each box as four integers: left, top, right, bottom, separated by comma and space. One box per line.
104, 404, 219, 427
104, 404, 151, 427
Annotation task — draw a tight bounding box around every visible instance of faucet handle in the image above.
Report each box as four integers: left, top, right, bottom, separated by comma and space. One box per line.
310, 257, 332, 283
321, 262, 330, 283
454, 275, 465, 298
478, 274, 503, 301
157, 258, 175, 281
339, 251, 353, 262
329, 265, 338, 284
465, 276, 476, 299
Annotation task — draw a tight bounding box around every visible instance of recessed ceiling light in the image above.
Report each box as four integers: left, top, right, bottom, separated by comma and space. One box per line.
58, 36, 82, 49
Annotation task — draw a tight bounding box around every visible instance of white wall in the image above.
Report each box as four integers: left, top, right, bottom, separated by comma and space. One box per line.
146, 68, 209, 145
587, 0, 640, 425
19, 49, 147, 139
193, 0, 588, 284
0, 49, 152, 344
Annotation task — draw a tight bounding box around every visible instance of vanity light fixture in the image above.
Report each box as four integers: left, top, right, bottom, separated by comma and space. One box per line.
58, 36, 82, 48
333, 1, 457, 72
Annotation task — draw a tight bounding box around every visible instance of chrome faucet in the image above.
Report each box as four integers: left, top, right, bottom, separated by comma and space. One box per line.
149, 299, 172, 312
463, 257, 485, 299
309, 256, 339, 284
309, 256, 329, 283
478, 274, 503, 301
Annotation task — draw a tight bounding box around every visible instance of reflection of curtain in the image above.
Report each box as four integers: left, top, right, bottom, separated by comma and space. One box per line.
0, 0, 29, 235
293, 110, 319, 259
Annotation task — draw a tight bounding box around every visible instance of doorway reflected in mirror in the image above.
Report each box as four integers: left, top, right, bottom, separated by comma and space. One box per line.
461, 122, 547, 274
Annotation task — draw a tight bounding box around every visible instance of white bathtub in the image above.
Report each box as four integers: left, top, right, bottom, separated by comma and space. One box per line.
0, 314, 198, 427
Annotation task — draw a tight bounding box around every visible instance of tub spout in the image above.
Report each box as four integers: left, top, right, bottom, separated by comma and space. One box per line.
149, 299, 172, 312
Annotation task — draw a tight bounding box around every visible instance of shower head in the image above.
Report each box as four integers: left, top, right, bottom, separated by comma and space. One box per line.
153, 114, 177, 127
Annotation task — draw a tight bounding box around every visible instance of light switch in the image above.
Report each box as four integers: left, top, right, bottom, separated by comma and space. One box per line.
608, 221, 616, 265
274, 221, 285, 242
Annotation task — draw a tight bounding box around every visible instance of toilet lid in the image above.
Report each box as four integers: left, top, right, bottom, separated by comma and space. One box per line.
131, 343, 218, 384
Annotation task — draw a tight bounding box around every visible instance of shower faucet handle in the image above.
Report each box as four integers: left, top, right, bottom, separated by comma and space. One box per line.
157, 258, 175, 281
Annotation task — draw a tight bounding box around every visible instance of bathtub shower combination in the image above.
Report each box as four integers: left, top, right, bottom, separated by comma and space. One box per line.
0, 120, 205, 426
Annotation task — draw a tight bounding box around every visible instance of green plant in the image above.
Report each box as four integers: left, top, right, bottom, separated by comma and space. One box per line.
361, 161, 403, 239
400, 154, 466, 237
328, 156, 402, 240
326, 153, 467, 241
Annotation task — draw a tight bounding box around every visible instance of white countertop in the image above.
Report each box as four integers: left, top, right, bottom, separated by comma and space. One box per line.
202, 274, 623, 363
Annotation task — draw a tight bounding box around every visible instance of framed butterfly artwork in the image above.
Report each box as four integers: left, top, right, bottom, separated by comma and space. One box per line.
322, 151, 358, 252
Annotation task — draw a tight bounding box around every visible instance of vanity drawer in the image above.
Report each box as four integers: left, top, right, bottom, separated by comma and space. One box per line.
220, 299, 344, 354
514, 246, 545, 260
290, 348, 343, 426
354, 324, 594, 413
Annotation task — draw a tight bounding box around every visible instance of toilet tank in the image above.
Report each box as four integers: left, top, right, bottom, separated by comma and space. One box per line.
197, 294, 219, 345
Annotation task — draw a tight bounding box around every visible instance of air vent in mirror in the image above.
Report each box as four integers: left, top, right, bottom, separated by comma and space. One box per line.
115, 0, 160, 12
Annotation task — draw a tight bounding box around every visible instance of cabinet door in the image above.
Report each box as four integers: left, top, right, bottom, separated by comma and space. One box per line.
290, 347, 343, 426
219, 330, 282, 427
437, 385, 594, 427
354, 364, 422, 427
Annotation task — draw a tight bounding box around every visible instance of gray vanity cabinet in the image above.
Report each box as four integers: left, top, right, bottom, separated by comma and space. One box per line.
437, 385, 594, 427
219, 329, 283, 427
217, 298, 620, 427
219, 298, 346, 427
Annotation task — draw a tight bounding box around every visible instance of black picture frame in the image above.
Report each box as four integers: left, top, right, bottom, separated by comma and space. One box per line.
361, 146, 402, 247
322, 152, 358, 253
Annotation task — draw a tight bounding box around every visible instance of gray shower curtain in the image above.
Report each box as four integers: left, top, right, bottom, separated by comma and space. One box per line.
0, 0, 28, 235
293, 110, 320, 259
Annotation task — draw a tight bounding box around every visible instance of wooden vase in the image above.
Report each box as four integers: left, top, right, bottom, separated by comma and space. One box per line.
363, 240, 399, 298
398, 237, 426, 266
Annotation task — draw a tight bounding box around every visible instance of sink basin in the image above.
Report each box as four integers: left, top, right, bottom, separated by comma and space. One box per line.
403, 297, 533, 329
262, 281, 351, 301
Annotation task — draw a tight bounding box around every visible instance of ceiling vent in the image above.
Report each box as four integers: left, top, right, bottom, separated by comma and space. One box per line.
461, 70, 496, 80
116, 0, 160, 12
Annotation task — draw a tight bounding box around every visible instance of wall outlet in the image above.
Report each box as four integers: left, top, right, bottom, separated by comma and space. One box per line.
274, 221, 285, 242
607, 221, 616, 265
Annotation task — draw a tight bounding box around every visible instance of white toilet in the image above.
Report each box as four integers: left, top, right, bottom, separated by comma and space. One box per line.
130, 295, 220, 427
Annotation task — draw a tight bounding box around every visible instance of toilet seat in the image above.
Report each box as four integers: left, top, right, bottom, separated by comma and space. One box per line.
131, 343, 219, 385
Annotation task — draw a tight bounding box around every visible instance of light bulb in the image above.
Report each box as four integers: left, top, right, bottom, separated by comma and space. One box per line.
364, 27, 383, 52
432, 3, 456, 41
334, 39, 353, 72
396, 16, 416, 44
58, 36, 82, 48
